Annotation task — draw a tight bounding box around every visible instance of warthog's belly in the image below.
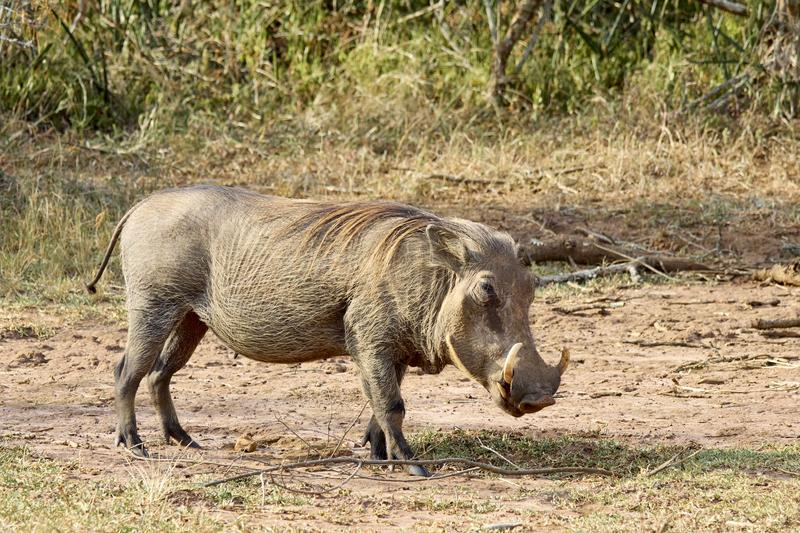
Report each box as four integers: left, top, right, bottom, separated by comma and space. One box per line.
196, 294, 349, 364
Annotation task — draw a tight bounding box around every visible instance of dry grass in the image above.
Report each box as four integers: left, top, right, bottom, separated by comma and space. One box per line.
2, 109, 800, 305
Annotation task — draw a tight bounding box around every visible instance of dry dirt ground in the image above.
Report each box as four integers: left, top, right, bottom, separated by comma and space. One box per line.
2, 281, 800, 530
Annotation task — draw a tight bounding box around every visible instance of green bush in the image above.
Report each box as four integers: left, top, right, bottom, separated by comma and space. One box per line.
0, 1, 796, 131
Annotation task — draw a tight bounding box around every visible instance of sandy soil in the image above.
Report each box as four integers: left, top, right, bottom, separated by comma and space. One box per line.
2, 281, 799, 530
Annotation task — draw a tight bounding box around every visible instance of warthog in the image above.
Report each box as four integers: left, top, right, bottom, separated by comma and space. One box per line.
87, 185, 568, 475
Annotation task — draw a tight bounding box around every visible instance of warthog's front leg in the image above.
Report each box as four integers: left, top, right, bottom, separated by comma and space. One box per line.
356, 357, 430, 477
361, 362, 406, 461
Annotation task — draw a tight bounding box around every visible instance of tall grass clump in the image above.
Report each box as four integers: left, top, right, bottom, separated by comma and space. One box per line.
0, 172, 153, 300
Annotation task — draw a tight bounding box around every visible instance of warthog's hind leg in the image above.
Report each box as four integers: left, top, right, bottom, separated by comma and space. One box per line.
147, 311, 207, 449
114, 304, 184, 457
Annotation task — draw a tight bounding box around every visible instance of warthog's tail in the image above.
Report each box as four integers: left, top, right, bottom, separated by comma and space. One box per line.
85, 205, 138, 294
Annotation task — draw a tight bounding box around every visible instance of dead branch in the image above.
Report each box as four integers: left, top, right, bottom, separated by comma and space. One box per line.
491, 0, 545, 106
646, 449, 703, 477
589, 391, 622, 399
518, 238, 710, 272
665, 299, 736, 306
329, 401, 368, 459
275, 415, 315, 458
266, 462, 362, 495
760, 329, 800, 338
697, 0, 748, 16
752, 317, 800, 330
537, 263, 634, 286
202, 456, 613, 488
666, 381, 800, 396
347, 466, 482, 483
512, 0, 553, 76
476, 435, 520, 469
485, 522, 524, 531
747, 299, 781, 308
553, 301, 625, 315
670, 353, 799, 373
624, 340, 704, 348
535, 253, 709, 286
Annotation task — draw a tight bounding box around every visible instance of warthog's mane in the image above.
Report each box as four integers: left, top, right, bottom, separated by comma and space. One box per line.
278, 201, 442, 282
280, 200, 516, 283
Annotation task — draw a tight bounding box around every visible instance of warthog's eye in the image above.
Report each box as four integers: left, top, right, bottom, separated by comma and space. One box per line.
475, 280, 500, 306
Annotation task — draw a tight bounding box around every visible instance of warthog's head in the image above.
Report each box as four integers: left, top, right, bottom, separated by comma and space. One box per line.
428, 222, 568, 417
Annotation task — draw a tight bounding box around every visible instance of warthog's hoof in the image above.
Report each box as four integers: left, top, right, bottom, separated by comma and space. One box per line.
165, 425, 201, 450
361, 418, 388, 460
115, 431, 148, 457
118, 441, 149, 458
407, 464, 431, 477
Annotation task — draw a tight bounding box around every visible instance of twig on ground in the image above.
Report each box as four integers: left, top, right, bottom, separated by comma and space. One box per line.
349, 466, 482, 483
553, 301, 625, 315
275, 415, 316, 458
484, 522, 524, 531
664, 299, 736, 306
666, 382, 800, 396
589, 391, 622, 399
646, 448, 703, 477
476, 435, 520, 469
591, 243, 679, 283
624, 340, 704, 348
671, 353, 800, 373
267, 461, 363, 495
329, 401, 369, 459
576, 227, 616, 244
538, 262, 636, 286
426, 173, 504, 185
201, 456, 613, 488
123, 448, 261, 471
761, 330, 800, 338
747, 299, 780, 308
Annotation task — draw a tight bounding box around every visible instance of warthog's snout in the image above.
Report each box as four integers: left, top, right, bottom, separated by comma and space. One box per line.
519, 394, 556, 413
492, 343, 569, 417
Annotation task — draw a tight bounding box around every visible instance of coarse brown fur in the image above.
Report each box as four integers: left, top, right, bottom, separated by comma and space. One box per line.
89, 185, 564, 473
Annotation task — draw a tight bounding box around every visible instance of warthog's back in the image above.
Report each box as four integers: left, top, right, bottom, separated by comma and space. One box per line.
120, 186, 356, 363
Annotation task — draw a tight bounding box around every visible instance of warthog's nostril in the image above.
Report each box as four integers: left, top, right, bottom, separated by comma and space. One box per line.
519, 394, 556, 413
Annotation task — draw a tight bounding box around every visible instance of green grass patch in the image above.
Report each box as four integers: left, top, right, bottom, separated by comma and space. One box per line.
2, 434, 798, 531
0, 445, 227, 532
411, 428, 800, 478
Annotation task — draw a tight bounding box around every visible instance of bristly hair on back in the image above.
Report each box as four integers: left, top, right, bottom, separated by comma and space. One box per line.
279, 200, 517, 285
286, 201, 443, 274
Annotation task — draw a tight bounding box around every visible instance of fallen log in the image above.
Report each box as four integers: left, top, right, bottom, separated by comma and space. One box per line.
537, 262, 640, 286
518, 237, 710, 272
752, 317, 800, 330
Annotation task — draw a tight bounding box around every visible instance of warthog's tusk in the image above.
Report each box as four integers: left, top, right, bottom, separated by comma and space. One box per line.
558, 347, 570, 375
502, 343, 523, 384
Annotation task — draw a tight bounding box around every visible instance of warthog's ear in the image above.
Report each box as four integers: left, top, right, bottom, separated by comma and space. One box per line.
426, 224, 469, 271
